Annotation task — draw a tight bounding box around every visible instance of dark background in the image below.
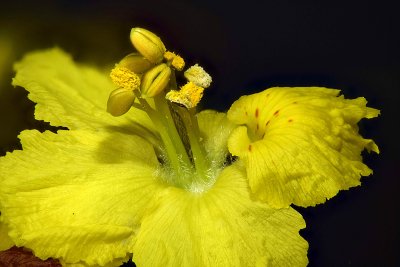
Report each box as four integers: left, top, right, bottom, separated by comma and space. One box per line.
0, 1, 399, 266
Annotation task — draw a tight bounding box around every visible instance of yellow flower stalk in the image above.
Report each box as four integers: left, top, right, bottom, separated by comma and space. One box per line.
0, 27, 378, 267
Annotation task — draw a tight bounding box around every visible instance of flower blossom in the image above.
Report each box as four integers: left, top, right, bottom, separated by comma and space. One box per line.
0, 27, 378, 266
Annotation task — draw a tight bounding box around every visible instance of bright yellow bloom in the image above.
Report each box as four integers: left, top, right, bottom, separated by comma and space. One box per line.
0, 27, 378, 267
0, 48, 308, 266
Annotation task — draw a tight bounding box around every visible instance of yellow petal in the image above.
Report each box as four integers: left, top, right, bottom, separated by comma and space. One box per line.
197, 110, 237, 167
133, 164, 308, 267
12, 48, 155, 133
0, 129, 166, 266
227, 87, 379, 208
0, 220, 14, 251
60, 256, 130, 267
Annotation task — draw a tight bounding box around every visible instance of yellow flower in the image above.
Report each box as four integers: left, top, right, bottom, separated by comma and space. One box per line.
0, 48, 308, 266
0, 28, 378, 266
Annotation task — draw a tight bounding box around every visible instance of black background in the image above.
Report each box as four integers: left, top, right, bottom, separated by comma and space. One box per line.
0, 1, 399, 266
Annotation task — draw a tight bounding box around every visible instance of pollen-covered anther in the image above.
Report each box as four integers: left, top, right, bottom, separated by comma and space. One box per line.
163, 51, 175, 61
184, 64, 212, 88
110, 66, 141, 91
164, 51, 185, 71
166, 81, 204, 109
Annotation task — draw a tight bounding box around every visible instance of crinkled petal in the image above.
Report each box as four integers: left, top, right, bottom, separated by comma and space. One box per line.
0, 129, 166, 266
0, 220, 14, 251
60, 256, 130, 267
12, 48, 155, 135
133, 164, 308, 267
227, 87, 379, 208
197, 110, 237, 167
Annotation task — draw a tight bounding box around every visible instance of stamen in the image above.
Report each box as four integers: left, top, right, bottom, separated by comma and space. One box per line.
164, 51, 185, 71
184, 64, 212, 88
118, 53, 153, 74
110, 66, 141, 91
141, 63, 172, 97
166, 82, 204, 109
107, 27, 215, 188
107, 88, 135, 116
163, 51, 175, 61
130, 27, 166, 64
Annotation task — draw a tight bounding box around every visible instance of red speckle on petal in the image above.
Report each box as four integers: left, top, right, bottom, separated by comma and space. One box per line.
274, 110, 280, 116
288, 119, 293, 123
266, 120, 270, 126
255, 108, 259, 118
248, 145, 252, 152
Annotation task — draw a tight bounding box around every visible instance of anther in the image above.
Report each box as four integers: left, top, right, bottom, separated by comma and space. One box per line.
164, 51, 185, 71
130, 28, 166, 64
184, 64, 212, 88
110, 66, 141, 91
141, 63, 172, 98
107, 88, 135, 116
118, 53, 153, 74
166, 82, 204, 109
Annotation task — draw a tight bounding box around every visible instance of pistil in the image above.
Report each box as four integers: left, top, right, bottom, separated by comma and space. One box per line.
174, 106, 209, 180
134, 92, 192, 182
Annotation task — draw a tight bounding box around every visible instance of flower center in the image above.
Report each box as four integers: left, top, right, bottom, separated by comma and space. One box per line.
107, 27, 215, 190
135, 91, 212, 189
